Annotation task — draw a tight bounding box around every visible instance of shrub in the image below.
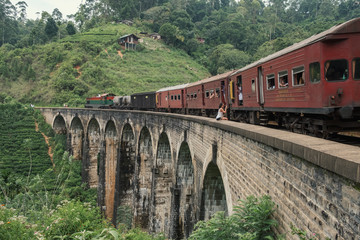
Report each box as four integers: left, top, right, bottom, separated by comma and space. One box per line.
0, 205, 35, 240
189, 195, 278, 240
43, 200, 110, 239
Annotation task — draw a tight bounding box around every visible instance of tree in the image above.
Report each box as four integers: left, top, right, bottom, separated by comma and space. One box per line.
170, 9, 194, 31
45, 17, 58, 39
159, 22, 178, 44
0, 0, 16, 45
208, 44, 250, 75
15, 1, 27, 22
66, 21, 76, 35
52, 8, 63, 25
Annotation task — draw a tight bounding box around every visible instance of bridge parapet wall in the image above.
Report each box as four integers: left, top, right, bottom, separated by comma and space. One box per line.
38, 107, 360, 239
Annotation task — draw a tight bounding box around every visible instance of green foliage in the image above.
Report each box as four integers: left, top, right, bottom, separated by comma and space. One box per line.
189, 195, 277, 240
43, 200, 109, 239
159, 23, 179, 45
45, 17, 59, 39
124, 228, 166, 240
0, 206, 35, 240
116, 205, 133, 230
290, 224, 327, 240
0, 102, 52, 177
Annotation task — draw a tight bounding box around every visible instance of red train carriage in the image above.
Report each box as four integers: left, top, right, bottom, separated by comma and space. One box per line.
156, 84, 188, 113
185, 71, 235, 116
228, 17, 360, 136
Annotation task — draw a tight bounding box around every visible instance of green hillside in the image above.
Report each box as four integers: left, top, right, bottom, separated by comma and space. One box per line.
0, 23, 210, 106
0, 102, 52, 176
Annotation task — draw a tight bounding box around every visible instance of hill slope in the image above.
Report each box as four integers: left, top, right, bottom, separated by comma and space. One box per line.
0, 23, 210, 106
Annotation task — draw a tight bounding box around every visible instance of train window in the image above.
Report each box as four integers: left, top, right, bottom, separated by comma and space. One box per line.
178, 94, 181, 100
353, 58, 360, 80
278, 70, 288, 88
205, 90, 209, 98
194, 92, 197, 99
292, 66, 305, 86
171, 95, 174, 100
174, 95, 177, 100
251, 79, 255, 92
215, 88, 220, 97
309, 62, 320, 83
325, 59, 348, 81
266, 74, 275, 90
187, 94, 190, 100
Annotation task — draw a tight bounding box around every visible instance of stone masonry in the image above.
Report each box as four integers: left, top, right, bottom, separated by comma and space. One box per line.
39, 108, 360, 239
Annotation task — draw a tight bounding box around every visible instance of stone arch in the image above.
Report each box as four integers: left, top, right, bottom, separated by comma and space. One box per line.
86, 118, 101, 188
152, 132, 173, 234
172, 142, 194, 239
53, 114, 67, 134
200, 161, 227, 221
70, 117, 84, 160
134, 127, 153, 228
114, 123, 135, 225
104, 120, 118, 219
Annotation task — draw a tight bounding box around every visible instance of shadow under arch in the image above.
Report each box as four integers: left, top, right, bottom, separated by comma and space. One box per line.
134, 126, 153, 229
171, 141, 194, 240
200, 161, 227, 221
113, 123, 135, 227
152, 132, 172, 234
104, 120, 118, 219
70, 116, 84, 160
53, 114, 67, 134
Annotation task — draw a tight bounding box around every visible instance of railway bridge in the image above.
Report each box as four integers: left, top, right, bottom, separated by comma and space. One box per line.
38, 107, 360, 239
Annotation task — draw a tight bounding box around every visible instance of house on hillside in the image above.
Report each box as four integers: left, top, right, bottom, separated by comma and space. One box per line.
118, 34, 140, 50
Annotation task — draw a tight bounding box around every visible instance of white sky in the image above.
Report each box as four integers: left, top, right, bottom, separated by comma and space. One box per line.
11, 0, 83, 20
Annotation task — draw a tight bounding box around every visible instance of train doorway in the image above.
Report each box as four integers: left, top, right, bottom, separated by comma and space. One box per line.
257, 67, 264, 105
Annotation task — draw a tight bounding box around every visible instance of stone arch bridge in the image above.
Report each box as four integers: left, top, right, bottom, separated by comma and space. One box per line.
38, 107, 360, 239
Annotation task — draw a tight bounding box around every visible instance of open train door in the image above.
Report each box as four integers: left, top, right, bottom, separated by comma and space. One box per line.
257, 66, 265, 105
202, 84, 205, 106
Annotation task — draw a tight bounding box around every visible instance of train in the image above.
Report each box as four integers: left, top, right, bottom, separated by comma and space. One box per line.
85, 17, 360, 138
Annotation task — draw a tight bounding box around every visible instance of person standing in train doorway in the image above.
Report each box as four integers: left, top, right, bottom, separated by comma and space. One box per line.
238, 83, 243, 105
216, 103, 228, 120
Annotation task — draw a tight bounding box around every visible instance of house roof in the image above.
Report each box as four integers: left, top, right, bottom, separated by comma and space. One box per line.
230, 17, 360, 76
119, 34, 140, 40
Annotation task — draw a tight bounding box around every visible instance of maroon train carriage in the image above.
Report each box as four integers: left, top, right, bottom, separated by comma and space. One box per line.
227, 17, 360, 137
185, 70, 236, 116
156, 84, 189, 113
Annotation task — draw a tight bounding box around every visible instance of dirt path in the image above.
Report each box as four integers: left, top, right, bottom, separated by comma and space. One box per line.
74, 66, 82, 79
117, 50, 123, 58
35, 122, 55, 168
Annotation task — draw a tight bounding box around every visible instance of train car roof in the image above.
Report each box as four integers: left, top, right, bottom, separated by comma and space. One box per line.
131, 91, 156, 96
156, 83, 189, 93
187, 70, 236, 88
230, 17, 360, 76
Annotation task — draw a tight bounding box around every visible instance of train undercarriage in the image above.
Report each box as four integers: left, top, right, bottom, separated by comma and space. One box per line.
231, 108, 360, 139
